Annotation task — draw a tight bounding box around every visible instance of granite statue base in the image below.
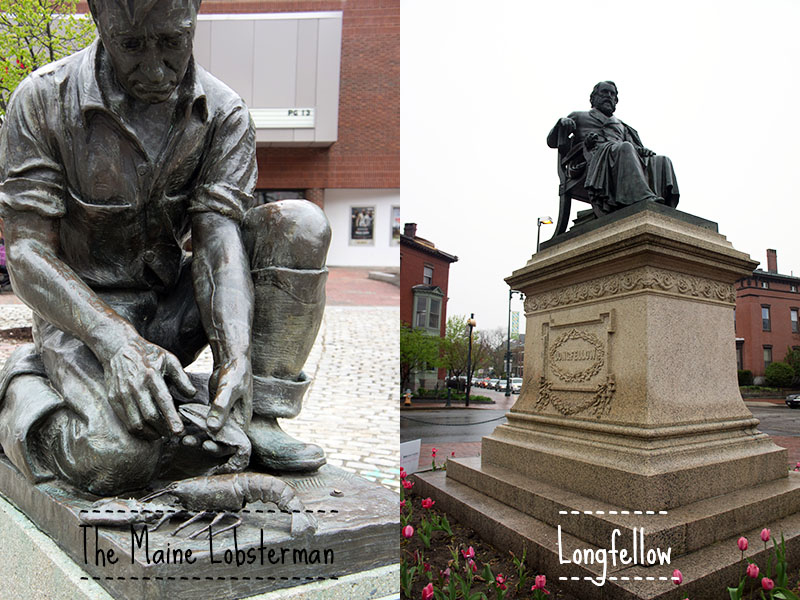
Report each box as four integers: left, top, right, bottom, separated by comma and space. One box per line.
0, 455, 398, 600
417, 203, 800, 599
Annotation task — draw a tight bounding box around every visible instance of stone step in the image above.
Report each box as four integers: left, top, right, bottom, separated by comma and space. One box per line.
413, 468, 800, 600
447, 455, 800, 559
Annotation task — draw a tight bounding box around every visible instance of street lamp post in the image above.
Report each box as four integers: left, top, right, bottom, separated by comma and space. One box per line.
505, 290, 523, 396
536, 216, 553, 252
465, 313, 476, 407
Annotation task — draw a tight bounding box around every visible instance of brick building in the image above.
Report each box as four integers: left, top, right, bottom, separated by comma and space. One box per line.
400, 223, 458, 388
76, 0, 399, 268
735, 249, 800, 379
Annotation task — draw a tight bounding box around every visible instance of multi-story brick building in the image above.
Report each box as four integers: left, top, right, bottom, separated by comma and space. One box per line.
400, 223, 458, 388
77, 0, 399, 268
735, 249, 800, 380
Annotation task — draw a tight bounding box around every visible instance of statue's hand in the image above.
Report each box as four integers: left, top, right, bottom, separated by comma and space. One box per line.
559, 117, 576, 133
104, 337, 196, 439
638, 146, 655, 157
584, 131, 601, 150
207, 356, 253, 435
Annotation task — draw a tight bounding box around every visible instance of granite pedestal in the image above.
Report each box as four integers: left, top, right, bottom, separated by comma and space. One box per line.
414, 203, 800, 599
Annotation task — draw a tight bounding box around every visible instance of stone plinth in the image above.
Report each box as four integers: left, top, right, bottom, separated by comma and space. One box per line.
0, 455, 398, 600
417, 202, 800, 600
484, 202, 785, 510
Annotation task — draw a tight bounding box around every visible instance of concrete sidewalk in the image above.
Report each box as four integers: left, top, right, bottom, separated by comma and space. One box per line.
0, 268, 400, 493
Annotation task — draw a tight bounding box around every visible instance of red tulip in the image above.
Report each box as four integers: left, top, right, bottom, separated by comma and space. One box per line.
402, 480, 414, 490
402, 525, 414, 538
762, 577, 775, 591
737, 537, 748, 551
672, 569, 683, 585
461, 546, 475, 559
421, 582, 434, 600
431, 447, 437, 458
746, 563, 759, 578
761, 528, 771, 543
421, 497, 435, 509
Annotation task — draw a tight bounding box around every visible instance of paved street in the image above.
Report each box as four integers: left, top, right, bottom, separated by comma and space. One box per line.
0, 268, 401, 493
402, 391, 800, 471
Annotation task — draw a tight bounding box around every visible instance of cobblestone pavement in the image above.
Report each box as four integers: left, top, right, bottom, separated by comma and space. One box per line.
0, 298, 399, 494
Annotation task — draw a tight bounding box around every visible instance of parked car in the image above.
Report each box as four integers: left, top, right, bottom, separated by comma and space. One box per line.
787, 393, 800, 409
510, 377, 523, 393
495, 379, 507, 391
488, 379, 499, 390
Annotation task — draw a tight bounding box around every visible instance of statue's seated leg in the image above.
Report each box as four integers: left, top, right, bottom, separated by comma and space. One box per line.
9, 324, 163, 495
242, 200, 331, 472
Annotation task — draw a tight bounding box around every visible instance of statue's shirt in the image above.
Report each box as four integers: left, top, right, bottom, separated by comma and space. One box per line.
0, 40, 256, 292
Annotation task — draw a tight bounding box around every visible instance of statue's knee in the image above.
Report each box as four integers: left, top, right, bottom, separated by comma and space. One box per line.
244, 200, 331, 270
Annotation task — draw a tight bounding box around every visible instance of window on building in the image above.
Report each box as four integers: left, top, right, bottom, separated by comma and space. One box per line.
764, 346, 773, 369
413, 291, 444, 334
423, 265, 433, 285
762, 305, 771, 331
792, 284, 798, 293
792, 308, 799, 333
761, 281, 769, 289
736, 345, 743, 371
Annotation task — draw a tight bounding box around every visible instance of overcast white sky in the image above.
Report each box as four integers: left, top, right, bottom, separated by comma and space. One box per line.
401, 0, 800, 334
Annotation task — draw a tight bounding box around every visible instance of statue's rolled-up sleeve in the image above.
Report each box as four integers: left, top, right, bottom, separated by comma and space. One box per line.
0, 78, 66, 219
190, 101, 257, 224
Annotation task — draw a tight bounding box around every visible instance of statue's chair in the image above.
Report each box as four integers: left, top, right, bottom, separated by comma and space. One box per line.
553, 151, 598, 237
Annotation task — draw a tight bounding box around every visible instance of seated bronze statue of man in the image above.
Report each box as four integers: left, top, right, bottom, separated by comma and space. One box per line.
0, 0, 330, 495
547, 81, 680, 216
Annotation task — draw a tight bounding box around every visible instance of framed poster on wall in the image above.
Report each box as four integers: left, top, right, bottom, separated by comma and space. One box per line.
350, 206, 375, 245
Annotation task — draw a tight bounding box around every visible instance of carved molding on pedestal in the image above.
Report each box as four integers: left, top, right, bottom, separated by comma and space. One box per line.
535, 375, 615, 417
524, 266, 736, 313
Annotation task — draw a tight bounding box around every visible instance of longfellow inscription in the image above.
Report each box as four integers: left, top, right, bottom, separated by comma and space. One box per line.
549, 329, 605, 383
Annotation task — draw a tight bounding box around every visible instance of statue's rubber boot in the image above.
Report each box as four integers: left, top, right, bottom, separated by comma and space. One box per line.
247, 265, 328, 472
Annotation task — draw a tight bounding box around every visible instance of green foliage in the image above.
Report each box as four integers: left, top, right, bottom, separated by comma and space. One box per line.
0, 0, 96, 122
786, 347, 800, 378
765, 361, 794, 388
738, 369, 754, 386
400, 323, 442, 392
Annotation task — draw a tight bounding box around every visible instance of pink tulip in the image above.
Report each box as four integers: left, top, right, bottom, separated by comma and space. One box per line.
496, 574, 507, 590
761, 528, 771, 543
402, 525, 414, 538
532, 574, 549, 593
762, 577, 775, 591
402, 480, 414, 490
746, 563, 759, 578
431, 447, 437, 458
423, 562, 431, 573
468, 558, 477, 573
737, 536, 748, 551
672, 569, 683, 585
461, 546, 475, 559
421, 497, 435, 509
400, 468, 407, 480
440, 567, 450, 582
422, 582, 434, 600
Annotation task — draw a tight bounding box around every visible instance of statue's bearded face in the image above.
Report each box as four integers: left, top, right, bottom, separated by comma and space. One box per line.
95, 0, 197, 104
590, 82, 618, 117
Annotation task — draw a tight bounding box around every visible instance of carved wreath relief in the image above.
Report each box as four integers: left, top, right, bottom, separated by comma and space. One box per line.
535, 317, 615, 418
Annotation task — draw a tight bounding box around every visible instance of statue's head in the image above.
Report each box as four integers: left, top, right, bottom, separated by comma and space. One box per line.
590, 81, 618, 117
87, 0, 202, 104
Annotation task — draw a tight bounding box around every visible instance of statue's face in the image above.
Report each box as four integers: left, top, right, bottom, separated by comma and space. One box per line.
95, 0, 197, 104
591, 82, 618, 116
